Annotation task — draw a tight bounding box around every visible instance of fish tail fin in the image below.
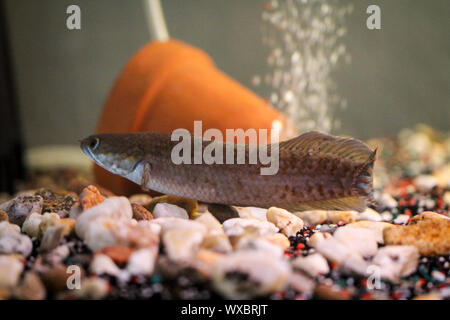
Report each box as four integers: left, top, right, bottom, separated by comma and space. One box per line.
351, 147, 377, 201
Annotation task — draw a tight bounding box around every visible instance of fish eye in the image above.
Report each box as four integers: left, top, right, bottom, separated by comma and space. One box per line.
89, 137, 100, 150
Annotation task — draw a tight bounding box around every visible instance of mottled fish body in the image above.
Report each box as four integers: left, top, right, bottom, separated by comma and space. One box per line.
80, 131, 376, 212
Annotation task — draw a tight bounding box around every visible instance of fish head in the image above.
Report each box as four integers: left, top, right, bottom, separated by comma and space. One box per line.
80, 133, 145, 177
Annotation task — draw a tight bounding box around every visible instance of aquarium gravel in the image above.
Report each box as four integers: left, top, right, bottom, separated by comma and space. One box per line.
0, 125, 448, 300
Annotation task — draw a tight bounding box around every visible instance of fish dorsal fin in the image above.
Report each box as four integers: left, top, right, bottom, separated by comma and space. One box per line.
278, 131, 374, 163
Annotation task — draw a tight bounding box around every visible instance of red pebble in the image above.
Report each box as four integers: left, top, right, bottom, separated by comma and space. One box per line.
360, 279, 367, 288
391, 291, 403, 300
360, 293, 372, 300
296, 243, 305, 250
437, 198, 443, 210
399, 199, 406, 207
416, 278, 426, 287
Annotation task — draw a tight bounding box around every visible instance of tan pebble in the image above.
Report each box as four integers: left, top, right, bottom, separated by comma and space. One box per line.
383, 217, 450, 256
80, 185, 105, 210
293, 210, 327, 226
413, 292, 442, 300
163, 228, 204, 262
128, 194, 152, 207
326, 211, 356, 224
147, 195, 198, 218
196, 212, 232, 253
0, 255, 24, 287
443, 191, 450, 206
195, 249, 224, 265
22, 213, 43, 238
410, 211, 450, 223
263, 233, 291, 250
308, 232, 332, 247
234, 206, 267, 221
267, 207, 304, 237
314, 284, 352, 300
38, 212, 61, 238
41, 265, 81, 293
195, 211, 222, 232
73, 278, 109, 300
0, 210, 8, 222
13, 272, 46, 300
59, 218, 76, 235
0, 287, 11, 300
192, 249, 226, 277
5, 253, 26, 263
0, 220, 20, 236
131, 203, 153, 221
98, 245, 135, 265
39, 224, 66, 252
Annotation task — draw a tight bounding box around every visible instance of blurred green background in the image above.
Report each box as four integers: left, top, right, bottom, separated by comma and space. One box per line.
4, 0, 450, 148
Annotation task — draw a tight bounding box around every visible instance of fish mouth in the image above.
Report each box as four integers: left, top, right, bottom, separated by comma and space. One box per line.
80, 137, 100, 165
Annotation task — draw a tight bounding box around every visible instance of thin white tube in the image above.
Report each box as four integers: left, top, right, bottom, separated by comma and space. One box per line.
143, 0, 169, 41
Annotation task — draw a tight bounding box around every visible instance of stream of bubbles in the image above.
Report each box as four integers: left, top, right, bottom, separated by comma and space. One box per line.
253, 0, 353, 134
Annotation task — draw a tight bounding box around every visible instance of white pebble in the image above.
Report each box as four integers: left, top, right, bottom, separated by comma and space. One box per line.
372, 245, 419, 282
163, 229, 204, 262
127, 248, 157, 275
222, 218, 278, 238
0, 256, 23, 287
76, 197, 132, 239
234, 207, 268, 221
152, 203, 188, 220
291, 253, 330, 277
393, 214, 410, 225
266, 207, 304, 237
90, 254, 121, 277
356, 208, 382, 222
333, 226, 379, 257
212, 251, 291, 299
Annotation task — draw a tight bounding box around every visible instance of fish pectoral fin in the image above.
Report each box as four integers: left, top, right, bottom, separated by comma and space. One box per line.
140, 161, 152, 191
288, 196, 367, 212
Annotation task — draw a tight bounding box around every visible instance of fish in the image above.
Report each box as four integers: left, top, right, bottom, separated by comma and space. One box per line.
80, 131, 376, 212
